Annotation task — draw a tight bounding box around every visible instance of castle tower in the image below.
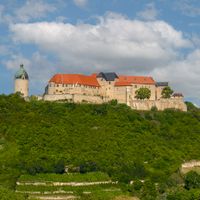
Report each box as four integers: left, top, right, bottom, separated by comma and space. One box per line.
14, 64, 29, 97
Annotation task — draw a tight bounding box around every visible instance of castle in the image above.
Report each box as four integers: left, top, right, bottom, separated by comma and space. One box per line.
14, 65, 187, 111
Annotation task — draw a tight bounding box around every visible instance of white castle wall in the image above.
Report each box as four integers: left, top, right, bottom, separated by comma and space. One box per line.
15, 79, 29, 97
44, 94, 187, 111
43, 94, 73, 101
44, 94, 103, 104
130, 99, 187, 111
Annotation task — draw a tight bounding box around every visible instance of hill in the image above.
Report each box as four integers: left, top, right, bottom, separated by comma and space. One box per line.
0, 94, 200, 199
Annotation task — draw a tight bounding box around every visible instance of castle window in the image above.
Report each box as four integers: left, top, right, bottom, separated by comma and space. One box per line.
135, 85, 137, 88
109, 82, 111, 84
57, 84, 59, 87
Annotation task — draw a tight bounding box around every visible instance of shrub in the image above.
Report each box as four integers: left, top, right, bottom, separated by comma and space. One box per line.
184, 171, 200, 190
54, 159, 65, 174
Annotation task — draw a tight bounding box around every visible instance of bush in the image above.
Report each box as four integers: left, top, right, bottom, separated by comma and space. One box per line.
80, 162, 98, 173
92, 104, 107, 115
133, 180, 143, 191
184, 171, 200, 190
151, 106, 158, 112
0, 187, 27, 200
54, 159, 65, 174
140, 180, 157, 200
109, 99, 118, 106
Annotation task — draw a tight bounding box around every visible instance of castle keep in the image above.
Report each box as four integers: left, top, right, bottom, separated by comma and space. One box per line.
44, 72, 187, 111
14, 64, 29, 97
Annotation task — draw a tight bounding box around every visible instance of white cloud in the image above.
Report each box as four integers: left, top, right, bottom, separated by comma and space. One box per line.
137, 3, 159, 21
175, 0, 200, 17
0, 1, 57, 25
9, 12, 200, 99
0, 5, 4, 22
4, 52, 55, 79
0, 4, 12, 24
15, 0, 56, 22
152, 49, 200, 98
4, 54, 31, 71
4, 52, 56, 95
73, 0, 88, 7
0, 45, 10, 55
10, 12, 191, 73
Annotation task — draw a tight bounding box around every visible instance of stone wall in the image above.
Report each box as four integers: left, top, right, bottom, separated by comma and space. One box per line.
182, 160, 200, 168
130, 98, 187, 111
73, 94, 103, 104
180, 160, 200, 174
43, 94, 73, 101
43, 94, 103, 104
43, 94, 187, 111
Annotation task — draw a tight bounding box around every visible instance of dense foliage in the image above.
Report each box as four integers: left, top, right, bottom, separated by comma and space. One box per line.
161, 86, 174, 98
19, 172, 110, 182
135, 88, 151, 100
0, 187, 28, 200
1, 94, 200, 199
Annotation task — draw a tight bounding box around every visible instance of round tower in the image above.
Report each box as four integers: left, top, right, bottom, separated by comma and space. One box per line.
14, 64, 29, 97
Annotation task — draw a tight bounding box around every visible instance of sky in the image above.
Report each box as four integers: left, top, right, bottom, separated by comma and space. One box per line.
0, 0, 200, 105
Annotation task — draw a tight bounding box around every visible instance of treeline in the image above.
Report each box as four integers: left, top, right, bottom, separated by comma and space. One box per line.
0, 94, 200, 199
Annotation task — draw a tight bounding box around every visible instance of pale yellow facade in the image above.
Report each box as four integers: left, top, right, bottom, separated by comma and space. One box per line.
45, 76, 165, 104
15, 79, 29, 97
43, 73, 186, 111
48, 83, 100, 96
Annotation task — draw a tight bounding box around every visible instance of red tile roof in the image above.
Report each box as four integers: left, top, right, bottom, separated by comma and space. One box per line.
49, 73, 155, 87
115, 75, 155, 86
49, 74, 100, 87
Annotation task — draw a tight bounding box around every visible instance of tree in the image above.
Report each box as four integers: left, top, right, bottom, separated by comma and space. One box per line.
135, 88, 151, 100
161, 86, 173, 98
140, 180, 157, 200
184, 171, 200, 190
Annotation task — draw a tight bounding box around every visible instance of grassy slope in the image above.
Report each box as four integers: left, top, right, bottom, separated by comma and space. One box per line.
0, 94, 200, 195
18, 172, 110, 182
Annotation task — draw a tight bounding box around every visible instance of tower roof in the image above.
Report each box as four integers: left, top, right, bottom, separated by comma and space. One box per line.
15, 64, 29, 80
97, 72, 118, 81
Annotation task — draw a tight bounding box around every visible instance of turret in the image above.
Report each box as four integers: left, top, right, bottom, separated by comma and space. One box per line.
14, 64, 29, 97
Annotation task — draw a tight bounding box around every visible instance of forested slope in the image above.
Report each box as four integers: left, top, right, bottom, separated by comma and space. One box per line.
0, 94, 200, 199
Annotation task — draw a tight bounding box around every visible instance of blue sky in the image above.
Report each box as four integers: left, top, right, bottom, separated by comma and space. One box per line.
0, 0, 200, 105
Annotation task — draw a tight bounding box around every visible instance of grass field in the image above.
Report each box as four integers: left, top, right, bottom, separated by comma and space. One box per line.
16, 172, 129, 200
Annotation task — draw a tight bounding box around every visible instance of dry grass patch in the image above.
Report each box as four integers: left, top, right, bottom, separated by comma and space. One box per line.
113, 195, 139, 200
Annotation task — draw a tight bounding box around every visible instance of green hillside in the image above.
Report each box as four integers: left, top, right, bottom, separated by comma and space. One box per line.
1, 94, 200, 199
